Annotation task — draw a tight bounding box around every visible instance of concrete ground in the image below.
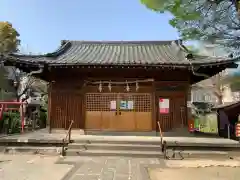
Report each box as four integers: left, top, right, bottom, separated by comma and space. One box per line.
0, 128, 84, 142
0, 154, 73, 180
1, 154, 240, 180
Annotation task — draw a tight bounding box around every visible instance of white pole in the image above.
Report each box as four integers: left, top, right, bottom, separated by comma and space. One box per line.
0, 89, 2, 100
228, 124, 231, 139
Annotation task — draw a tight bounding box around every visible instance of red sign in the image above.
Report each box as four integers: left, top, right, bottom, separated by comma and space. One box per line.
159, 98, 169, 114
236, 123, 240, 137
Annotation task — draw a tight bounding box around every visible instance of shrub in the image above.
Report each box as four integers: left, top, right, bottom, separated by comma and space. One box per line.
39, 108, 47, 128
0, 111, 20, 134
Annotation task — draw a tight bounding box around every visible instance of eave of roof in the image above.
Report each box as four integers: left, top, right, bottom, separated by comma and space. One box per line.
213, 101, 240, 110
1, 40, 240, 68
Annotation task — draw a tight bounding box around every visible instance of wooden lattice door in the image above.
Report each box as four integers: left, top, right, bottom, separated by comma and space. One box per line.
85, 93, 118, 130
157, 97, 174, 132
85, 93, 152, 131
116, 93, 136, 131
127, 93, 152, 131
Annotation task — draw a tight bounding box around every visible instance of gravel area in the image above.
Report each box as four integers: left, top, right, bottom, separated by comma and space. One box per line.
149, 167, 240, 180
149, 159, 240, 180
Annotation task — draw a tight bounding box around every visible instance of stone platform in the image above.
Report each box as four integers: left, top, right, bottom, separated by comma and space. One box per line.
0, 129, 239, 153
0, 129, 84, 144
0, 129, 238, 146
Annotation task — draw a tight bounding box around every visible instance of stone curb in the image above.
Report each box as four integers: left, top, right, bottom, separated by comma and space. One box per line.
2, 147, 62, 156
0, 138, 63, 143
139, 162, 168, 180
55, 158, 83, 180
142, 159, 240, 180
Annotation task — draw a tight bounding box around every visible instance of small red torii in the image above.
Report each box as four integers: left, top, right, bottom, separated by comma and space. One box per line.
0, 100, 27, 133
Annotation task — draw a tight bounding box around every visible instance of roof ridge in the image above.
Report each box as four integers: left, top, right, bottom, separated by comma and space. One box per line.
65, 40, 181, 45
45, 41, 71, 57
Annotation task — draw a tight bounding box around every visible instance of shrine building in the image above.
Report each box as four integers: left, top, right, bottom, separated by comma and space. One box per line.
2, 40, 239, 133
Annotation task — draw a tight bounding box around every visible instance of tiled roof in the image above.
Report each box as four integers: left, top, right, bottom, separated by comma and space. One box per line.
6, 40, 240, 67
213, 101, 240, 109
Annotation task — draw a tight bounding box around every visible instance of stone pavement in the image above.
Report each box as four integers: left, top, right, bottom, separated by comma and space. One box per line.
0, 154, 162, 180
59, 156, 161, 180
59, 156, 240, 180
1, 154, 240, 180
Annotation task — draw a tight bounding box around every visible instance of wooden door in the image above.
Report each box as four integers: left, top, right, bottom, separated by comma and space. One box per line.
101, 93, 118, 130
85, 93, 118, 130
134, 93, 152, 131
116, 93, 135, 131
116, 93, 152, 131
157, 97, 174, 132
173, 97, 187, 128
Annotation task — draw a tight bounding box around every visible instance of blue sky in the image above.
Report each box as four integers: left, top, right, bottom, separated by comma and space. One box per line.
0, 0, 179, 54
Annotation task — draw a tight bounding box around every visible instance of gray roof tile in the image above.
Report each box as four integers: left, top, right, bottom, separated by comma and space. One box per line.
8, 40, 240, 66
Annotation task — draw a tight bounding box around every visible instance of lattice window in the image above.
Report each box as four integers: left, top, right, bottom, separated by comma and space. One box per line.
86, 94, 101, 111
86, 93, 118, 111
118, 94, 134, 112
134, 94, 151, 112
101, 94, 117, 111
85, 93, 151, 112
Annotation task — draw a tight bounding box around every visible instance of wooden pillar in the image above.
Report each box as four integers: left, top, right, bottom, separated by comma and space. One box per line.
186, 85, 192, 121
48, 82, 53, 133
152, 81, 157, 132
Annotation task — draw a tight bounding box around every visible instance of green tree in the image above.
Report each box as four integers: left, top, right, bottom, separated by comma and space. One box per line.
0, 22, 20, 100
141, 0, 240, 51
0, 22, 20, 54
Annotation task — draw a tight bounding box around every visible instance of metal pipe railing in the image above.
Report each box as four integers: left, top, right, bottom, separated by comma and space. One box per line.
157, 121, 163, 145
61, 120, 74, 156
157, 121, 167, 158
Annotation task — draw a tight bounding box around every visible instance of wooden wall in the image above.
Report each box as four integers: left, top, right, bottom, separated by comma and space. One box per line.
49, 80, 84, 129
47, 68, 190, 131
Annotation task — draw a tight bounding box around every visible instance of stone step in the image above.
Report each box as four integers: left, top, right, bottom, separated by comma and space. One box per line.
3, 146, 61, 155
66, 149, 164, 158
73, 139, 161, 145
65, 149, 230, 159
68, 143, 161, 151
72, 138, 240, 150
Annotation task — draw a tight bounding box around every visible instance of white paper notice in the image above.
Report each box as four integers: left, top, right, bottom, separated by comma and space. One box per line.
127, 101, 134, 109
159, 98, 169, 114
110, 101, 116, 110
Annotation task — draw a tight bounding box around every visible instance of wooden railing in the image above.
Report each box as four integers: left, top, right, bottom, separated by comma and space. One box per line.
61, 120, 74, 156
